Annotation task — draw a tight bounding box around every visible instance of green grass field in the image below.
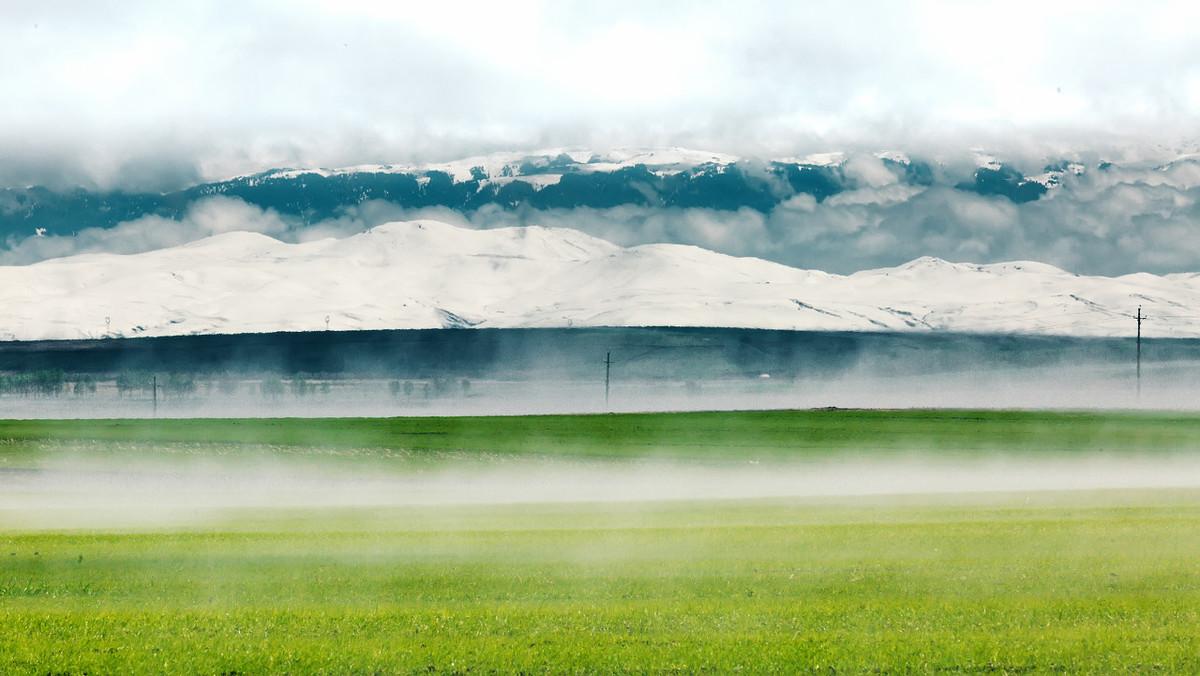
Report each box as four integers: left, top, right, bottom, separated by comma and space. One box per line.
4, 409, 1200, 673
4, 408, 1200, 459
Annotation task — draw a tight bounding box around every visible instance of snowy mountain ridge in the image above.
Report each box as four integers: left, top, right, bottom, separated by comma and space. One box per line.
1, 219, 1193, 341
248, 147, 746, 184
16, 146, 1200, 254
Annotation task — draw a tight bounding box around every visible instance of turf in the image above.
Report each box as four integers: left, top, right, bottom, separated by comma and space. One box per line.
2, 408, 1200, 461
4, 409, 1200, 673
5, 497, 1200, 673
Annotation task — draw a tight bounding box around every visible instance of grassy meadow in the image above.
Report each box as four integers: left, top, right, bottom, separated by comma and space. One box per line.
3, 409, 1200, 673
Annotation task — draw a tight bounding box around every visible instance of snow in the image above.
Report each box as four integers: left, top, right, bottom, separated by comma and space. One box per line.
480, 174, 563, 190
874, 151, 911, 164
1, 220, 1195, 341
1025, 172, 1060, 188
223, 148, 1200, 197
1026, 162, 1087, 189
243, 147, 744, 184
775, 151, 846, 167
970, 149, 1003, 170
586, 147, 740, 170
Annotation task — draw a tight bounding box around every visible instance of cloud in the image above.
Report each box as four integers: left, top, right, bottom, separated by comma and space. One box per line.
444, 164, 1200, 276
825, 184, 923, 207
841, 155, 898, 188
7, 158, 1200, 277
1, 2, 1199, 188
0, 195, 414, 265
0, 197, 290, 264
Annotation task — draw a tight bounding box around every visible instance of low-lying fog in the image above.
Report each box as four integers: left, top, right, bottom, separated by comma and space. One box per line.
3, 360, 1199, 418
6, 450, 1200, 530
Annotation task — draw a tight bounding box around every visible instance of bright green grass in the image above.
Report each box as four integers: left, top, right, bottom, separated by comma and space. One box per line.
2, 408, 1200, 461
4, 410, 1200, 673
5, 496, 1200, 673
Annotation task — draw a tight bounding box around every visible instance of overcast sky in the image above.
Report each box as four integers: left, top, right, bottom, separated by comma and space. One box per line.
3, 0, 1200, 189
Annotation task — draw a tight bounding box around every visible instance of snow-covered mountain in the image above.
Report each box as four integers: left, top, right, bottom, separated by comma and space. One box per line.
1, 145, 1112, 245
251, 147, 745, 183
1, 219, 1193, 341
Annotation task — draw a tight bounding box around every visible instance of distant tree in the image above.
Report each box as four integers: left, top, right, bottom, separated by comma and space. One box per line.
115, 373, 132, 397
116, 372, 154, 398
164, 373, 196, 398
388, 380, 401, 398
432, 378, 452, 396
217, 377, 240, 396
403, 381, 414, 397
290, 378, 310, 398
261, 376, 284, 400
0, 374, 27, 395
319, 381, 331, 395
32, 369, 65, 397
460, 378, 471, 396
72, 374, 97, 396
1, 370, 69, 397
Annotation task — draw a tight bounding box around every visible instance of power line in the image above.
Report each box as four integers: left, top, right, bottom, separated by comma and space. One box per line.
602, 344, 715, 408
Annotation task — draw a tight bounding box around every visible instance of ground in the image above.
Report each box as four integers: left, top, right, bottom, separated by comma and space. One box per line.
3, 410, 1200, 673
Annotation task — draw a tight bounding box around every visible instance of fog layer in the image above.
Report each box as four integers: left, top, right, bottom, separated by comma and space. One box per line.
5, 449, 1200, 530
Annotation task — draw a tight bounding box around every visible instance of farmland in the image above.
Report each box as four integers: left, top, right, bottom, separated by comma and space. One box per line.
4, 409, 1200, 672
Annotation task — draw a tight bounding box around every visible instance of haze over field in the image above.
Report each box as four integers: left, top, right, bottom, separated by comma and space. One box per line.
6, 411, 1200, 530
12, 450, 1200, 531
7, 5, 1200, 673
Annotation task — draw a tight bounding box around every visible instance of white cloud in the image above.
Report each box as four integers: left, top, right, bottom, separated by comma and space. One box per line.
1, 2, 1198, 188
841, 154, 897, 188
0, 197, 289, 264
826, 185, 922, 207
6, 163, 1200, 277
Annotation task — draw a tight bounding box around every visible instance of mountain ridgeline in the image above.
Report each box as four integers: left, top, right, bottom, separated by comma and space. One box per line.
0, 150, 1064, 241
9, 218, 1200, 342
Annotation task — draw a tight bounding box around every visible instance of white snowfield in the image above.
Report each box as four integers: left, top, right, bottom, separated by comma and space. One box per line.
1, 219, 1195, 341
254, 147, 742, 184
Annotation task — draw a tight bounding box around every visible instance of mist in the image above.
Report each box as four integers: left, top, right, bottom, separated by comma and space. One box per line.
6, 440, 1200, 531
2, 2, 1199, 189
0, 360, 1188, 420
0, 324, 1186, 418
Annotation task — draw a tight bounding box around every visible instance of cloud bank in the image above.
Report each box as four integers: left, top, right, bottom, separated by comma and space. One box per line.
10, 155, 1200, 277
6, 3, 1199, 274
2, 1, 1199, 189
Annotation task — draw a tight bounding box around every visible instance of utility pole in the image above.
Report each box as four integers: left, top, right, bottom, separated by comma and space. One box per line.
604, 351, 612, 409
152, 375, 158, 417
1136, 307, 1143, 399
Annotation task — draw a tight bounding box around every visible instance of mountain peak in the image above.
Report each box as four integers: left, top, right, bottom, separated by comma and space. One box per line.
3, 219, 1197, 341
895, 256, 958, 270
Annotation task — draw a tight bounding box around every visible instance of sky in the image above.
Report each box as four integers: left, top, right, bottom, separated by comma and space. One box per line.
3, 0, 1200, 189
4, 1, 1200, 275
